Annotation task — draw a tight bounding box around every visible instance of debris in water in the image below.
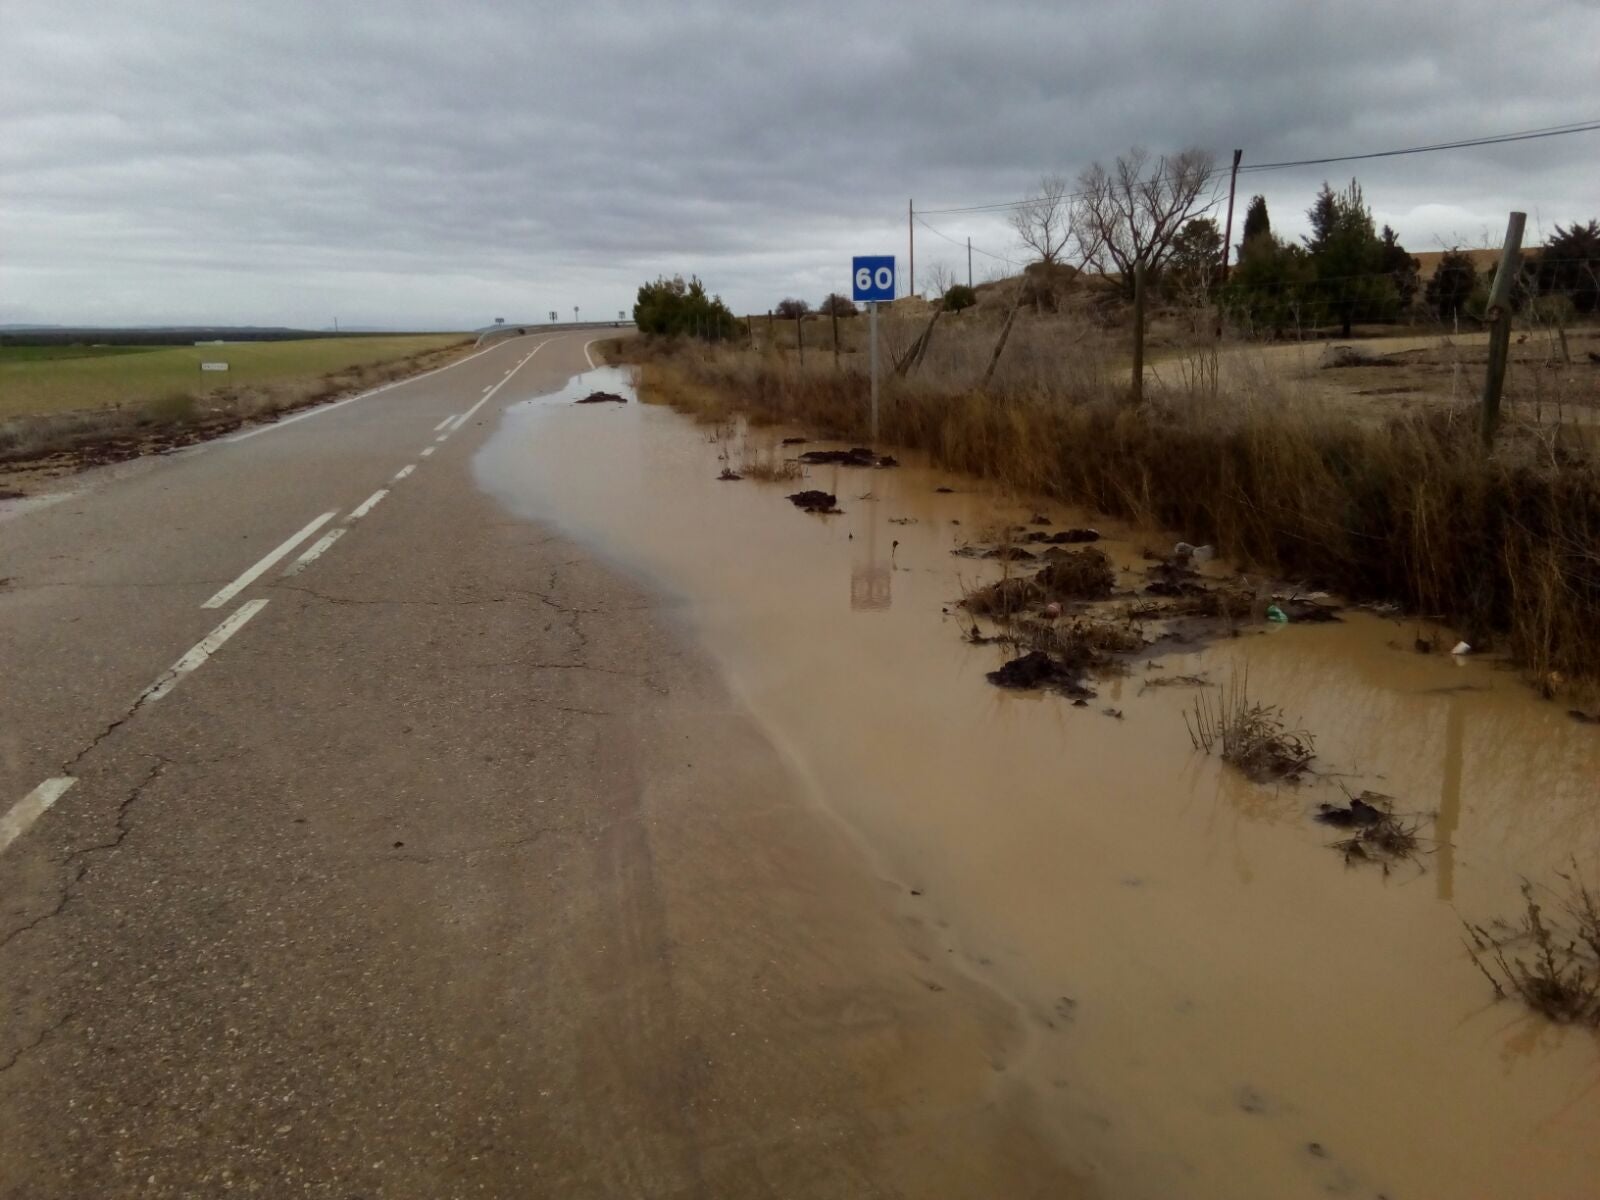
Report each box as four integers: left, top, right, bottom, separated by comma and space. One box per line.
1029, 513, 1052, 525
780, 436, 808, 445
1451, 640, 1472, 656
960, 577, 1041, 618
786, 489, 841, 514
1318, 789, 1421, 871
1569, 709, 1600, 725
797, 446, 898, 468
889, 516, 917, 525
575, 390, 627, 404
717, 467, 742, 481
1266, 604, 1289, 623
935, 486, 956, 493
1314, 792, 1392, 827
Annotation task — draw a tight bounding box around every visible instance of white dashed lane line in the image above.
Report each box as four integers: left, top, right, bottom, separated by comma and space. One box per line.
139, 599, 271, 705
433, 414, 457, 432
283, 527, 347, 577
0, 778, 77, 858
347, 489, 389, 521
200, 511, 336, 609
393, 464, 416, 481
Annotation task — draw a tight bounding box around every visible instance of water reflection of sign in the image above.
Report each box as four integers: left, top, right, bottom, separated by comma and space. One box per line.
851, 564, 892, 610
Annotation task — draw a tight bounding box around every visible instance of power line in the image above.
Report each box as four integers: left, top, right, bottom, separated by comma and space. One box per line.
916, 118, 1600, 217
1238, 119, 1600, 174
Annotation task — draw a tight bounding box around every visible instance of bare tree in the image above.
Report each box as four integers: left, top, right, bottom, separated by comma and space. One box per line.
1010, 174, 1078, 266
923, 260, 955, 299
1075, 147, 1218, 295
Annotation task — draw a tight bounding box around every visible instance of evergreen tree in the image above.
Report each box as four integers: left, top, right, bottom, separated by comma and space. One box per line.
1424, 249, 1478, 320
1533, 220, 1600, 313
1240, 195, 1271, 247
1303, 179, 1398, 336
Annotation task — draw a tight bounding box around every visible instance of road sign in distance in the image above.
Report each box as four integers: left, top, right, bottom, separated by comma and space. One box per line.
852, 256, 896, 303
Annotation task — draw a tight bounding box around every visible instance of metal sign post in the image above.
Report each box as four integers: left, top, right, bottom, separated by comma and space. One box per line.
852, 255, 895, 443
868, 301, 879, 440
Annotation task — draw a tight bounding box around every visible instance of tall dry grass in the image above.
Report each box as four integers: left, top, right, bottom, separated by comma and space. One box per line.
622, 325, 1600, 690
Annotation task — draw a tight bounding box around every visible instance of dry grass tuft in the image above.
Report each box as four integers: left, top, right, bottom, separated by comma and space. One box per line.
1186, 671, 1315, 781
1465, 867, 1600, 1026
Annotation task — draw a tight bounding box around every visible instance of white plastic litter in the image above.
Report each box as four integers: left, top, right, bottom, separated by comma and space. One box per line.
1450, 641, 1472, 655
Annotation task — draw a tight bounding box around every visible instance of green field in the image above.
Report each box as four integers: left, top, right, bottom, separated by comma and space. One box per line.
0, 335, 468, 420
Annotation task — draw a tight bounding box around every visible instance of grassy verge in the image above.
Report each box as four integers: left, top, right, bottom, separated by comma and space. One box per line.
618, 332, 1600, 692
0, 336, 472, 478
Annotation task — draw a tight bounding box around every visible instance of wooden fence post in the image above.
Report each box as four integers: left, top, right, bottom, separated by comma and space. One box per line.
796, 313, 804, 368
1481, 211, 1526, 446
832, 306, 840, 370
981, 299, 1021, 389
1130, 260, 1147, 405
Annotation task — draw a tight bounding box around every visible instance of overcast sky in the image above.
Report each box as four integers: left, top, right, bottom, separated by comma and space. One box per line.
3, 0, 1596, 329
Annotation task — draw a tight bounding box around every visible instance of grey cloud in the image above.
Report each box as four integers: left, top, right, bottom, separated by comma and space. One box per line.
1, 0, 1596, 327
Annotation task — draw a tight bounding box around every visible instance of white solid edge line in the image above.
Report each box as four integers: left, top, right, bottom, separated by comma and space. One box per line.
582, 338, 601, 369
283, 527, 346, 576
0, 777, 77, 858
433, 414, 456, 432
139, 598, 270, 705
347, 489, 388, 521
447, 340, 549, 433
200, 511, 337, 609
220, 336, 540, 445
393, 463, 416, 481
420, 446, 436, 457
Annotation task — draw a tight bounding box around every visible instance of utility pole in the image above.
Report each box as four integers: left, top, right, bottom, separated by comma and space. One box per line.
1481, 210, 1526, 446
967, 238, 972, 289
1219, 149, 1243, 284
1214, 148, 1244, 340
908, 199, 915, 301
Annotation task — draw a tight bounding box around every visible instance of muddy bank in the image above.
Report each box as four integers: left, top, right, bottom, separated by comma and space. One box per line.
477, 366, 1600, 1200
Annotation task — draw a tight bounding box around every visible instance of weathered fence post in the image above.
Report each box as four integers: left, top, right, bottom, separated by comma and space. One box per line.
1481, 211, 1526, 446
1130, 260, 1147, 405
832, 306, 840, 370
796, 313, 804, 368
981, 299, 1020, 389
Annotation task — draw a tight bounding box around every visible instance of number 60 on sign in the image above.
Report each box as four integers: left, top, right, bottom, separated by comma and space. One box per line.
851, 256, 896, 303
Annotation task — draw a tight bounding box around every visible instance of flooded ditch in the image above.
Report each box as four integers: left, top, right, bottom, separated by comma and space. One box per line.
477, 365, 1600, 1199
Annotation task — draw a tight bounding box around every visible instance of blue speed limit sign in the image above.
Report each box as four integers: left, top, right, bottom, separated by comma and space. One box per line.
851, 256, 896, 302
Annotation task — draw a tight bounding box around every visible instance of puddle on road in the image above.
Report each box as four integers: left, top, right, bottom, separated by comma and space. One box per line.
478, 366, 1600, 1199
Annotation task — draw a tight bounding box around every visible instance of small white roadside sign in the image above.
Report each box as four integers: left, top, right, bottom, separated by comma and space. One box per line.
200, 362, 229, 372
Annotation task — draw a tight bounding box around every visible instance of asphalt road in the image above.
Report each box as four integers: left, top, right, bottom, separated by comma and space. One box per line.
0, 333, 1077, 1198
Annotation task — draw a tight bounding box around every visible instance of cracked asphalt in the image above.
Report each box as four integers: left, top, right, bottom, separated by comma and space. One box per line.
0, 334, 1077, 1198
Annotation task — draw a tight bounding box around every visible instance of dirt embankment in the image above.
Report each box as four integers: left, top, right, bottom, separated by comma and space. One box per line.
0, 339, 473, 492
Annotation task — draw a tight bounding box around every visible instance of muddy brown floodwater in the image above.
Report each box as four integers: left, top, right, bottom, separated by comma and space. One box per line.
478, 365, 1600, 1199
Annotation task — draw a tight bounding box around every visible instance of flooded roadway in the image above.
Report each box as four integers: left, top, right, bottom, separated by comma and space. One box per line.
477, 366, 1600, 1199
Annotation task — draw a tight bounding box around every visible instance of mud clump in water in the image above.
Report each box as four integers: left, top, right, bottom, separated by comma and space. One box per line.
797, 447, 899, 468
953, 544, 1037, 562
1036, 548, 1116, 600
787, 489, 841, 514
986, 651, 1093, 697
575, 390, 627, 404
718, 467, 742, 481
1025, 528, 1101, 545
961, 577, 1041, 618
